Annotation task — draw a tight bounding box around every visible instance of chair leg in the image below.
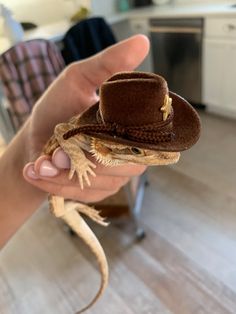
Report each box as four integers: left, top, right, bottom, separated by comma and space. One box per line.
124, 172, 148, 241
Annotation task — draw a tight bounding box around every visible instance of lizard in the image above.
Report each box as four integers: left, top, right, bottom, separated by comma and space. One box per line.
43, 128, 180, 314
42, 71, 201, 313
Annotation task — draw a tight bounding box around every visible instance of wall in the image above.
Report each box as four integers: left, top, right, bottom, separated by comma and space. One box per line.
4, 0, 233, 26
90, 0, 118, 17
0, 0, 90, 25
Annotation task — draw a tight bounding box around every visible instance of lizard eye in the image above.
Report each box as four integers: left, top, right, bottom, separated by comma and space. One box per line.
130, 147, 143, 155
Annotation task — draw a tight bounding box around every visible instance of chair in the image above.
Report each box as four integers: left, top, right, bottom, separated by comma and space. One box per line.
61, 17, 116, 64
0, 39, 65, 132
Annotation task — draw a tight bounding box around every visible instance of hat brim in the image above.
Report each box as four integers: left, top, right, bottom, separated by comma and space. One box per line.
76, 92, 201, 152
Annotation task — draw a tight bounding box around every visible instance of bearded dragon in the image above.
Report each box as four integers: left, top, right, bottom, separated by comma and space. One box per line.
41, 69, 202, 313
43, 120, 180, 313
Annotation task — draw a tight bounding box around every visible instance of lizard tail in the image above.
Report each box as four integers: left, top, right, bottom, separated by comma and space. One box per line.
49, 195, 109, 313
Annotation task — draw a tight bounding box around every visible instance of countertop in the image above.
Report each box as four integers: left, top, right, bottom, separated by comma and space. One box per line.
0, 14, 127, 54
1, 3, 236, 54
124, 3, 236, 19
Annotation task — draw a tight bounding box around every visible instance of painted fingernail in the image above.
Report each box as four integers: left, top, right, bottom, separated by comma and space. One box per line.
39, 160, 59, 177
52, 148, 70, 169
25, 164, 39, 180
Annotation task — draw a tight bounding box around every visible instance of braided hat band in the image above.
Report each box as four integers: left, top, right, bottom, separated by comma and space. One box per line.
63, 110, 175, 144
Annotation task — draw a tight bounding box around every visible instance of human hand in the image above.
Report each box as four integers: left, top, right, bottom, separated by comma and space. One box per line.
23, 35, 149, 202
25, 149, 146, 203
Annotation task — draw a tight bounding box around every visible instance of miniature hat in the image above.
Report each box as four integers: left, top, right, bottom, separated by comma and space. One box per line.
63, 72, 201, 152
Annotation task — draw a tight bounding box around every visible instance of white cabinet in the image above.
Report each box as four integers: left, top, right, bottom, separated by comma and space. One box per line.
203, 18, 236, 117
129, 18, 153, 73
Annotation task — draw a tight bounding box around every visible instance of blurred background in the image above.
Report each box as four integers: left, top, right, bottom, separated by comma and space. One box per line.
0, 0, 236, 313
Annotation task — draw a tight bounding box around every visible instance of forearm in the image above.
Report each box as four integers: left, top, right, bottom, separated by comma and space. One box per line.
0, 122, 46, 248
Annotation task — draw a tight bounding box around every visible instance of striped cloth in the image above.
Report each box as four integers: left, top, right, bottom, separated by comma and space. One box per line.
0, 39, 65, 131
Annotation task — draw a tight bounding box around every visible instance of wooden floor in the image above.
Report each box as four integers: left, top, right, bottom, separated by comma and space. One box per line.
0, 111, 236, 314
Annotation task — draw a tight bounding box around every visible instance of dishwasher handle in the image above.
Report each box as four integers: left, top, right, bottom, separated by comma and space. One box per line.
149, 26, 202, 34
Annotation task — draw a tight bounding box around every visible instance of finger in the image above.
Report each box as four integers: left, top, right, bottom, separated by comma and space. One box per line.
94, 162, 147, 177
75, 34, 150, 92
56, 34, 150, 117
52, 147, 70, 169
38, 34, 150, 117
32, 153, 146, 185
23, 165, 124, 203
79, 150, 147, 177
24, 160, 130, 191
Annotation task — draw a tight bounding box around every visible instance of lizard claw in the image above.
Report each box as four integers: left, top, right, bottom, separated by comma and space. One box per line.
68, 159, 96, 190
68, 168, 76, 181
54, 131, 97, 189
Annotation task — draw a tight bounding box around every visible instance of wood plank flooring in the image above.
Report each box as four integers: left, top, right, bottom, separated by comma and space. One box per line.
0, 111, 236, 314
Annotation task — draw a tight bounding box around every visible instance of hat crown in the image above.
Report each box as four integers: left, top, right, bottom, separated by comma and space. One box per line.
99, 72, 170, 127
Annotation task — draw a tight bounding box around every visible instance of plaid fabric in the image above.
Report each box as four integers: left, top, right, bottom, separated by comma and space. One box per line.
0, 39, 65, 131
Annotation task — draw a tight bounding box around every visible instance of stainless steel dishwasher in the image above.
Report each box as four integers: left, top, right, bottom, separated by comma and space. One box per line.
150, 18, 203, 104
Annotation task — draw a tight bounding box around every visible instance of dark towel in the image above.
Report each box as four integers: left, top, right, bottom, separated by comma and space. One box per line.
62, 17, 116, 65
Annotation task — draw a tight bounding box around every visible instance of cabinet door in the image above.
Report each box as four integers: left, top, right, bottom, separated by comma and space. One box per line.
129, 18, 153, 72
224, 42, 236, 111
203, 38, 236, 112
203, 38, 226, 109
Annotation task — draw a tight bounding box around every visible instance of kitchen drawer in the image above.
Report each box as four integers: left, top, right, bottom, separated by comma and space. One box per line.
205, 18, 236, 39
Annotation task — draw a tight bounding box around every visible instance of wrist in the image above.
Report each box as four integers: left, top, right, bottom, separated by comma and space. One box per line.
0, 121, 46, 247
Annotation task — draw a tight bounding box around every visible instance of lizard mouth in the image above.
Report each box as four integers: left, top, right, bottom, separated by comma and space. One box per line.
149, 151, 180, 165
90, 138, 180, 166
90, 138, 125, 166
118, 151, 180, 165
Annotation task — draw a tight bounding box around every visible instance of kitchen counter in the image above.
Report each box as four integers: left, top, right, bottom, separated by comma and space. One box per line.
0, 14, 128, 54
1, 3, 236, 54
23, 13, 128, 42
126, 3, 236, 19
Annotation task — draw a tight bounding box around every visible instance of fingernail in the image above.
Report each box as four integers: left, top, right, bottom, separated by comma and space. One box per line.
25, 164, 39, 180
39, 160, 59, 177
52, 148, 70, 169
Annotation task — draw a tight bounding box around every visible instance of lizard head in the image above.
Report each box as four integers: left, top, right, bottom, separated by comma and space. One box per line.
90, 138, 180, 166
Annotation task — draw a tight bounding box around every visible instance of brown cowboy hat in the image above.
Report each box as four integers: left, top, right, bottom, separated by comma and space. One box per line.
64, 72, 201, 152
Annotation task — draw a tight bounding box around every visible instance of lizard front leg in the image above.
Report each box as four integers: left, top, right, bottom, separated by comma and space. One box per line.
54, 123, 96, 189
